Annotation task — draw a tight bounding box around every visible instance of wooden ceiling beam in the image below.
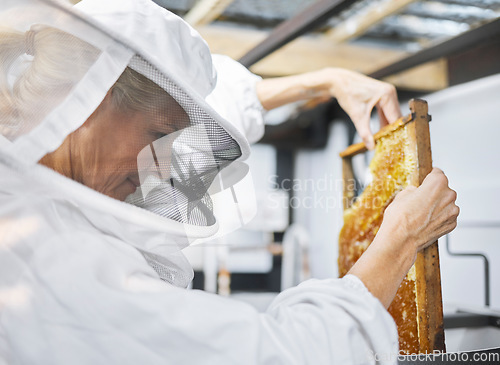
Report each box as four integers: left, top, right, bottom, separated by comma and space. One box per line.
199, 24, 406, 73
198, 25, 447, 91
238, 0, 358, 67
197, 25, 267, 60
184, 0, 235, 27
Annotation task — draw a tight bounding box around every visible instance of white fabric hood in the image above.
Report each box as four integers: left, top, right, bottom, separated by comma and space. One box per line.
0, 0, 253, 286
74, 0, 217, 100
1, 0, 250, 163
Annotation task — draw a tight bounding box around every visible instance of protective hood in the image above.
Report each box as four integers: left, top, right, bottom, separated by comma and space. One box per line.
0, 0, 254, 286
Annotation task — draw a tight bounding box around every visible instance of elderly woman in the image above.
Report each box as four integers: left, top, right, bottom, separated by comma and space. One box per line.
0, 0, 458, 364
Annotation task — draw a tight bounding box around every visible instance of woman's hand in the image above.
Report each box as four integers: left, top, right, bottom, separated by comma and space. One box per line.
255, 67, 401, 150
348, 168, 459, 308
380, 168, 460, 258
323, 68, 402, 150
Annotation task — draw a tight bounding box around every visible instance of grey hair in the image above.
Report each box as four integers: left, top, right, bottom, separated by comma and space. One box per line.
111, 67, 181, 116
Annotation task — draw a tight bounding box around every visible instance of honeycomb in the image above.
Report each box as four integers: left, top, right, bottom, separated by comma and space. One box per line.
338, 123, 420, 354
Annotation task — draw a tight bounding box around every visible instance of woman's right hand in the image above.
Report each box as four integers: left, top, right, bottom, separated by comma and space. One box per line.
381, 168, 460, 256
349, 168, 459, 308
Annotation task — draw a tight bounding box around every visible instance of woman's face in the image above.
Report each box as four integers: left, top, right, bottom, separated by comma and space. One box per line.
43, 92, 189, 201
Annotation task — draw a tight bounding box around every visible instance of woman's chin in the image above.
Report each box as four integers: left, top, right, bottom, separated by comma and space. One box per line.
106, 179, 138, 202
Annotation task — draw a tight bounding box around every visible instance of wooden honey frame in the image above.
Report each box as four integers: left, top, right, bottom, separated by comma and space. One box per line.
339, 99, 446, 353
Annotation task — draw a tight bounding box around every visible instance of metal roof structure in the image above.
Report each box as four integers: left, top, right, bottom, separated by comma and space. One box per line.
155, 0, 500, 91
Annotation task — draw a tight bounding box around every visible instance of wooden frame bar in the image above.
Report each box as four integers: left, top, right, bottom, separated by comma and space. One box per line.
407, 99, 445, 353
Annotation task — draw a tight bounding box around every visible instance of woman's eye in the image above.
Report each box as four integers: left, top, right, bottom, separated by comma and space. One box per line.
151, 131, 167, 139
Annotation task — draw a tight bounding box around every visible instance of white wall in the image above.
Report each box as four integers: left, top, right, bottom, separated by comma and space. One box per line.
424, 74, 500, 310
294, 120, 349, 279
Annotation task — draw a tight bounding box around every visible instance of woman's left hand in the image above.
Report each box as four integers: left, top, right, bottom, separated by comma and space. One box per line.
321, 68, 402, 149
255, 66, 402, 149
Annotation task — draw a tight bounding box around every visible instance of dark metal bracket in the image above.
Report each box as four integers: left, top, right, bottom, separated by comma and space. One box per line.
369, 18, 500, 80
444, 312, 500, 330
443, 222, 500, 330
445, 233, 490, 307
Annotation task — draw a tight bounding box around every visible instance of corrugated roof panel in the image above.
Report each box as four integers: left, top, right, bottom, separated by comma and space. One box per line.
405, 1, 499, 22
336, 0, 500, 51
223, 0, 315, 21
368, 15, 470, 39
436, 0, 500, 9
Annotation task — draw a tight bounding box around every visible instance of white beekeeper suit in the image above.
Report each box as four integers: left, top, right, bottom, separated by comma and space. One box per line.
0, 0, 398, 364
207, 54, 265, 145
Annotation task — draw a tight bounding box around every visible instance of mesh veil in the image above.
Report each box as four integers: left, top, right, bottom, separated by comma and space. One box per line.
123, 56, 242, 228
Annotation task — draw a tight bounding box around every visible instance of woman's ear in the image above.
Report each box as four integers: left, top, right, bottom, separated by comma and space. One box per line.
84, 89, 114, 124
99, 89, 114, 110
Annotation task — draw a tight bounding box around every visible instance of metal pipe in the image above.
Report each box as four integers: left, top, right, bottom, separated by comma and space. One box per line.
445, 234, 490, 307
